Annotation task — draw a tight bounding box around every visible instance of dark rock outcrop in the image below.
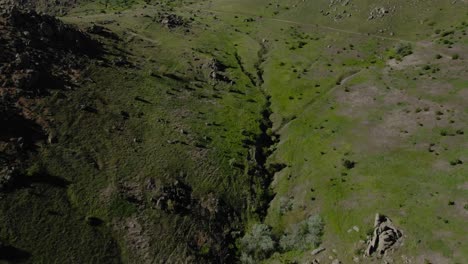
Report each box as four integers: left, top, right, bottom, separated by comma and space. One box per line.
0, 8, 101, 96
0, 8, 101, 187
0, 0, 79, 15
160, 13, 188, 29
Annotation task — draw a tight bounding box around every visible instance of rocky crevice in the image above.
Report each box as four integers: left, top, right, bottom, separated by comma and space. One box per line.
244, 41, 285, 219
234, 52, 257, 87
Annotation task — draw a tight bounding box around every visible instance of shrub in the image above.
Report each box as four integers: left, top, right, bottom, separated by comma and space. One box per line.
342, 159, 356, 169
279, 196, 293, 215
279, 215, 324, 251
240, 224, 276, 262
240, 253, 255, 264
394, 43, 413, 60
298, 41, 307, 48
450, 159, 463, 166
441, 30, 454, 37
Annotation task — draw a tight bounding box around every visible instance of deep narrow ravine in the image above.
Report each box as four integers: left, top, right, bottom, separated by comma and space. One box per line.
242, 41, 285, 220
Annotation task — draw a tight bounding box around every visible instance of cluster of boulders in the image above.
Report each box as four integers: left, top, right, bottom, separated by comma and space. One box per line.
159, 13, 188, 29
117, 177, 238, 261
368, 6, 394, 20
119, 177, 227, 219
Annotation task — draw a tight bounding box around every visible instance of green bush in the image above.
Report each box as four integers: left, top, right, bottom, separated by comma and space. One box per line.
394, 43, 413, 60
279, 215, 324, 251
240, 224, 276, 262
240, 253, 255, 264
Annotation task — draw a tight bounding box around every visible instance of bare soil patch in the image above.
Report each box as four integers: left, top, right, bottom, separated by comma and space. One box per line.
335, 83, 381, 118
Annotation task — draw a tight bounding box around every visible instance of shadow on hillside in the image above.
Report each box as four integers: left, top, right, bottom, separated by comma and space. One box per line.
0, 113, 45, 145
25, 173, 71, 188
0, 244, 31, 262
2, 171, 71, 193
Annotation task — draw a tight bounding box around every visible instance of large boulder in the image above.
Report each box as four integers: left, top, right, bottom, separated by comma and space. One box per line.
365, 213, 403, 257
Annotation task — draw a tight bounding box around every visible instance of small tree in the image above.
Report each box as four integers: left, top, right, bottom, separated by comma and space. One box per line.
394, 43, 413, 60
279, 215, 324, 251
240, 224, 276, 262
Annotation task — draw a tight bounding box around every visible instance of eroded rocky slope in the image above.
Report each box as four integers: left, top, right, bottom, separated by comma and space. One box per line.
0, 7, 100, 190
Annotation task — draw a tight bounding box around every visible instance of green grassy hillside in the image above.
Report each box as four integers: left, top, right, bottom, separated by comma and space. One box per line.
0, 0, 466, 263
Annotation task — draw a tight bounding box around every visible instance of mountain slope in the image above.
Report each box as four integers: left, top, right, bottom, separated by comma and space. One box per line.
0, 0, 466, 263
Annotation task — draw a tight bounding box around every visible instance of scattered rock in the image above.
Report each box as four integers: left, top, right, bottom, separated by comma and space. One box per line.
311, 246, 326, 256
206, 58, 232, 83
0, 166, 17, 191
47, 132, 57, 144
113, 56, 131, 67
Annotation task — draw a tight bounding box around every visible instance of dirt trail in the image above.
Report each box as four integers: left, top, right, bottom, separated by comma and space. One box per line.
278, 69, 362, 132
127, 31, 160, 45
